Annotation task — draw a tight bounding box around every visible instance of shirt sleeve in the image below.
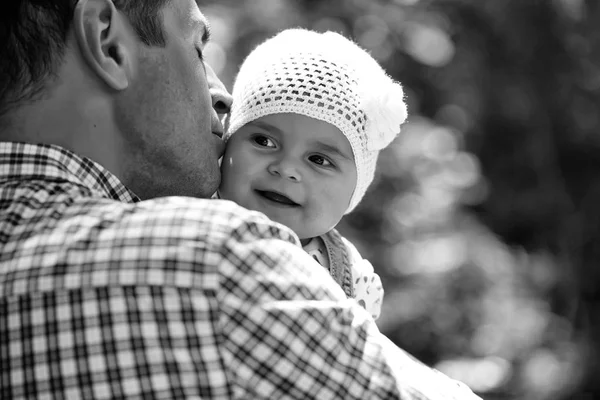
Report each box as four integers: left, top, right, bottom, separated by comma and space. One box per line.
341, 236, 384, 320
215, 214, 481, 399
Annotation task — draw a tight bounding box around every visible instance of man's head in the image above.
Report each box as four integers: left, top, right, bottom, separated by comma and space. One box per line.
0, 0, 169, 116
0, 0, 232, 199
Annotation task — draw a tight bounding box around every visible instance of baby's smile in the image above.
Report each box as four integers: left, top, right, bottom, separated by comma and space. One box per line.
255, 189, 300, 207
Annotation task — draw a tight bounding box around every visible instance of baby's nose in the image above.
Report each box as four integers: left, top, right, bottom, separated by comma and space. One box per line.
268, 161, 302, 182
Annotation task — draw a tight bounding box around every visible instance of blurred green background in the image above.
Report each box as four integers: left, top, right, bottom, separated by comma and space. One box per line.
202, 0, 600, 398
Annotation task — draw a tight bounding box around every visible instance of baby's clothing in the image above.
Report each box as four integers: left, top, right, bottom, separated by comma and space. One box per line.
303, 230, 383, 320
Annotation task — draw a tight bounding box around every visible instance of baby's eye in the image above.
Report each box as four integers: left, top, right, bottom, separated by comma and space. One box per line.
309, 155, 333, 167
253, 135, 276, 148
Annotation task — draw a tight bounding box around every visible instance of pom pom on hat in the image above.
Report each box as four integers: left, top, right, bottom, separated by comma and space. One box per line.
227, 28, 408, 213
363, 80, 407, 151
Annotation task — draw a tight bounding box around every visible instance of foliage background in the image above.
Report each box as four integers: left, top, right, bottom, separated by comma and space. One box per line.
203, 1, 600, 398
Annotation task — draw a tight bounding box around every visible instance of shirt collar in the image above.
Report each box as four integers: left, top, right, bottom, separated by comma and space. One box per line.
0, 142, 140, 203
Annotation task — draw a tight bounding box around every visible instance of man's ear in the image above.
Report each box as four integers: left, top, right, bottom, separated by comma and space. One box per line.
73, 0, 137, 91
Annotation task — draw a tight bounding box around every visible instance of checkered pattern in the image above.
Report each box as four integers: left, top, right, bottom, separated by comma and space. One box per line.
0, 142, 481, 399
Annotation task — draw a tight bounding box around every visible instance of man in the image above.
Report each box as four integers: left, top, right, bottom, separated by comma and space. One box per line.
0, 0, 481, 399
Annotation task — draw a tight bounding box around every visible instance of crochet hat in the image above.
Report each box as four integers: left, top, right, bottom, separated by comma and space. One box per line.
226, 28, 408, 213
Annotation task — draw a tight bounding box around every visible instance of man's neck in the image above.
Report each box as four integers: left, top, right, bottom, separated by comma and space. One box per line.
0, 94, 124, 187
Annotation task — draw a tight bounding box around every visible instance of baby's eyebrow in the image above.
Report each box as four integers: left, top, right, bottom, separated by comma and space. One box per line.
314, 142, 353, 162
251, 121, 283, 135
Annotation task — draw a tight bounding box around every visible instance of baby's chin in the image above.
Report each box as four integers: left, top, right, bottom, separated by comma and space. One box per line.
259, 214, 313, 241
277, 220, 332, 245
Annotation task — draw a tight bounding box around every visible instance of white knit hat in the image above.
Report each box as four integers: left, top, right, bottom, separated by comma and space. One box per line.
226, 28, 408, 213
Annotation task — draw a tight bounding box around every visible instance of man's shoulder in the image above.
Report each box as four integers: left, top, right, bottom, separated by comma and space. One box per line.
80, 195, 300, 247
1, 195, 303, 296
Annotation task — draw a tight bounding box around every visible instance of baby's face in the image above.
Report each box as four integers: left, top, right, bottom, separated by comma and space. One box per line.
219, 113, 357, 240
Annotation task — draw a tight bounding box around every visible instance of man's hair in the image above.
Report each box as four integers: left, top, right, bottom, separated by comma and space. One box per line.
0, 0, 171, 119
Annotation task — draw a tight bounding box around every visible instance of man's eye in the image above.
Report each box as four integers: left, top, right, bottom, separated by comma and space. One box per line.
196, 48, 204, 61
309, 155, 333, 167
253, 135, 276, 148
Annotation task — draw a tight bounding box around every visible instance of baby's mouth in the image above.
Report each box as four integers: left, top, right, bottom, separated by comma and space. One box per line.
255, 190, 299, 207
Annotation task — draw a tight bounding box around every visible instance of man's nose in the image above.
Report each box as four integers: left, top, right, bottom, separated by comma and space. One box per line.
205, 62, 233, 115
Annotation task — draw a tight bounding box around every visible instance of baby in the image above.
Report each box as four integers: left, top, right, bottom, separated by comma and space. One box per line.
218, 28, 407, 319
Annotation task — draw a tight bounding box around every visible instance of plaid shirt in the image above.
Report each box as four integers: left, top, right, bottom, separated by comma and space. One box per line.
0, 142, 481, 400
